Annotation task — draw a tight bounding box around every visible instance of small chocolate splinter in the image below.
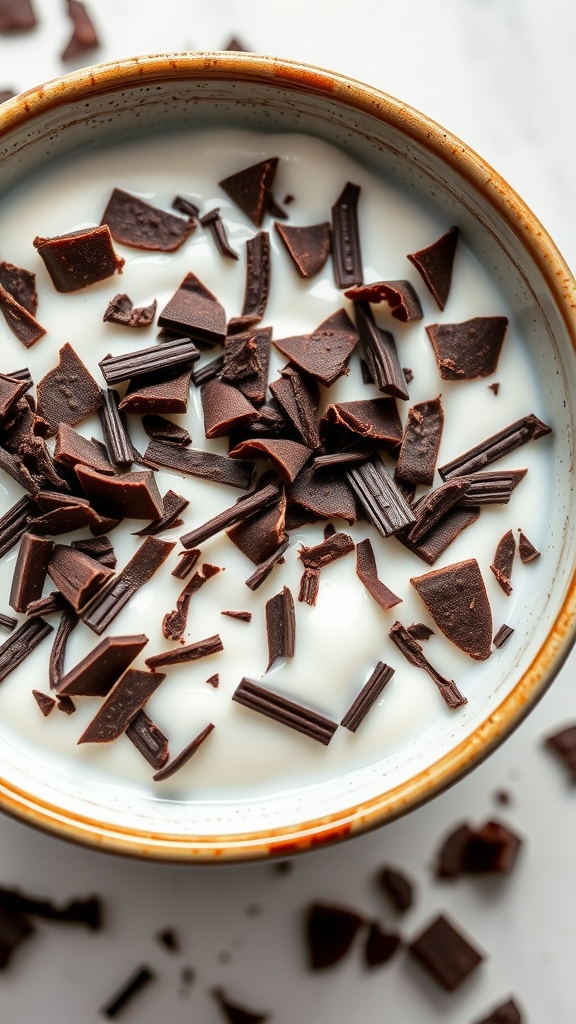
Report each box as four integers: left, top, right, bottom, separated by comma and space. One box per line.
389, 621, 467, 710
153, 722, 215, 782
490, 529, 516, 595
221, 610, 251, 622
55, 634, 148, 696
144, 438, 253, 491
102, 188, 195, 251
200, 208, 238, 259
233, 678, 338, 745
518, 529, 540, 563
305, 902, 364, 969
407, 226, 459, 310
411, 559, 493, 660
439, 413, 551, 480
162, 563, 222, 641
298, 531, 355, 606
179, 482, 280, 549
265, 586, 295, 670
32, 690, 56, 716
493, 623, 514, 648
145, 634, 223, 669
345, 279, 423, 322
33, 225, 124, 292
341, 662, 395, 732
273, 308, 359, 387
78, 669, 166, 744
331, 181, 362, 288
101, 965, 156, 1020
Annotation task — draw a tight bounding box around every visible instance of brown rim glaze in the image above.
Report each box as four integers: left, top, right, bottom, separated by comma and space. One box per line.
1, 52, 575, 862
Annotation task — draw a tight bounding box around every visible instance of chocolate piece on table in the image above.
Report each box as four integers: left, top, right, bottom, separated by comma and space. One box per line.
245, 538, 290, 591
435, 818, 522, 876
227, 481, 286, 564
273, 308, 359, 386
265, 586, 295, 669
241, 231, 270, 321
61, 0, 98, 60
363, 922, 402, 968
269, 364, 321, 450
144, 437, 253, 490
0, 261, 37, 313
219, 157, 280, 228
125, 710, 169, 770
119, 365, 192, 415
133, 488, 189, 536
0, 616, 52, 684
179, 481, 280, 548
75, 465, 164, 520
162, 563, 221, 641
99, 337, 199, 386
200, 207, 238, 258
32, 689, 56, 716
210, 986, 269, 1024
0, 613, 16, 632
0, 888, 103, 929
79, 669, 166, 744
221, 610, 251, 622
233, 678, 338, 745
427, 316, 508, 379
0, 283, 45, 347
321, 397, 403, 448
545, 724, 576, 781
518, 529, 540, 563
102, 188, 194, 251
103, 293, 157, 328
395, 396, 444, 486
354, 302, 409, 400
153, 722, 215, 782
54, 421, 115, 474
408, 913, 484, 991
299, 531, 354, 570
141, 414, 191, 447
33, 224, 123, 292
399, 505, 480, 566
229, 437, 311, 484
98, 388, 134, 466
157, 271, 227, 344
341, 661, 395, 732
55, 634, 148, 696
457, 469, 527, 506
145, 634, 224, 669
406, 478, 470, 543
36, 342, 102, 435
274, 220, 331, 278
288, 462, 358, 523
48, 605, 79, 690
411, 558, 493, 660
9, 532, 53, 612
389, 620, 467, 709
407, 226, 459, 310
201, 378, 258, 438
346, 454, 416, 538
171, 548, 201, 580
472, 997, 523, 1024
493, 623, 514, 648
346, 279, 423, 322
305, 902, 364, 969
100, 965, 156, 1020
331, 181, 362, 288
376, 865, 414, 913
0, 495, 35, 558
221, 327, 271, 407
490, 529, 516, 595
82, 536, 175, 634
439, 413, 551, 479
0, 0, 36, 32
355, 538, 401, 610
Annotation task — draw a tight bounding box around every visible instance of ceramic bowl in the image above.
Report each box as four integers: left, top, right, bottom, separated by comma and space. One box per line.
0, 52, 574, 861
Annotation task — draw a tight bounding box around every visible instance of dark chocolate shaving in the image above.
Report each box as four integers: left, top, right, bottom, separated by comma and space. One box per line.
346, 455, 416, 537
389, 621, 467, 709
0, 616, 53, 684
346, 280, 423, 322
493, 623, 514, 648
490, 529, 516, 595
0, 495, 35, 558
0, 372, 30, 417
0, 613, 17, 632
395, 396, 444, 486
232, 678, 338, 745
439, 414, 551, 479
172, 195, 200, 219
125, 711, 169, 770
227, 479, 286, 564
273, 308, 358, 387
331, 182, 362, 288
99, 337, 199, 387
162, 563, 221, 641
48, 605, 78, 690
61, 0, 99, 60
275, 221, 331, 278
355, 539, 401, 610
206, 673, 219, 688
101, 965, 156, 1020
457, 469, 527, 506
411, 558, 493, 660
408, 913, 484, 991
0, 262, 37, 314
341, 662, 394, 731
9, 532, 53, 612
426, 316, 508, 379
101, 188, 195, 251
288, 463, 358, 523
269, 365, 320, 450
33, 225, 124, 292
79, 669, 166, 744
81, 537, 174, 635
26, 591, 67, 617
221, 328, 271, 406
221, 610, 251, 621
144, 438, 253, 491
36, 343, 102, 436
32, 690, 55, 716
55, 634, 148, 696
145, 634, 223, 669
265, 586, 295, 669
180, 481, 280, 549
518, 529, 540, 563
54, 421, 115, 474
407, 226, 459, 310
103, 293, 157, 327
97, 388, 134, 466
200, 208, 239, 258
171, 548, 201, 580
157, 272, 227, 344
153, 722, 215, 782
202, 379, 258, 438
305, 902, 364, 969
133, 489, 189, 536
299, 531, 354, 570
376, 865, 415, 913
0, 282, 45, 347
219, 157, 280, 228
241, 231, 270, 321
354, 302, 408, 399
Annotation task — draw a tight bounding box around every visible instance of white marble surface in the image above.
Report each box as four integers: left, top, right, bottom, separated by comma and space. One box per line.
0, 2, 575, 1021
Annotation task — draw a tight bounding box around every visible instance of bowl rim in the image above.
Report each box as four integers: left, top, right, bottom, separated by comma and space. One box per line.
1, 50, 575, 862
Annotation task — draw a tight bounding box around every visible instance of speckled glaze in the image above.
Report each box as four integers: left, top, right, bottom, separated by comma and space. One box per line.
0, 52, 574, 862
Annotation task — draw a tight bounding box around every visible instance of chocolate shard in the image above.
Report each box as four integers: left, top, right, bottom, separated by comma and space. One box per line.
299, 531, 354, 571
26, 591, 67, 617
179, 481, 280, 549
32, 689, 56, 716
472, 997, 523, 1024
61, 0, 99, 60
0, 0, 37, 33
457, 468, 527, 506
407, 226, 459, 311
145, 634, 223, 670
395, 396, 444, 487
172, 194, 200, 220
98, 337, 199, 387
27, 494, 105, 536
298, 567, 320, 606
100, 965, 156, 1020
119, 365, 192, 415
0, 282, 45, 347
490, 529, 516, 595
426, 316, 508, 379
157, 271, 227, 345
273, 308, 359, 386
142, 414, 191, 447
389, 621, 467, 709
354, 302, 409, 399
143, 438, 253, 491
398, 504, 480, 566
363, 922, 402, 968
406, 478, 471, 544
0, 262, 37, 314
125, 710, 169, 770
439, 414, 552, 480
245, 538, 290, 591
219, 157, 280, 228
341, 662, 395, 732
33, 224, 124, 292
55, 634, 148, 696
288, 463, 358, 523
227, 481, 286, 564
9, 533, 53, 612
345, 279, 423, 322
408, 913, 484, 991
162, 563, 221, 641
305, 902, 364, 969
171, 548, 201, 580
0, 617, 53, 684
321, 397, 403, 448
411, 559, 493, 660
75, 465, 164, 520
133, 488, 189, 537
376, 865, 415, 913
98, 388, 134, 466
435, 818, 522, 877
265, 586, 295, 670
200, 207, 239, 259
103, 293, 157, 328
101, 188, 195, 251
201, 379, 258, 438
36, 343, 102, 436
232, 678, 338, 745
269, 365, 320, 450
54, 421, 115, 474
275, 220, 331, 278
331, 181, 362, 289
355, 538, 402, 610
78, 669, 166, 744
346, 454, 416, 537
544, 724, 576, 782
48, 605, 79, 690
241, 231, 270, 322
210, 986, 270, 1024
153, 722, 215, 782
206, 672, 219, 688
81, 537, 175, 635
518, 529, 540, 563
493, 623, 514, 648
47, 544, 114, 611
0, 886, 101, 929
229, 437, 311, 484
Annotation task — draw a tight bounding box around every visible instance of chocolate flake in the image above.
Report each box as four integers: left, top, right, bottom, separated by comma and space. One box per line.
0, 495, 37, 557
101, 965, 156, 1019
34, 224, 124, 292
232, 678, 338, 745
408, 913, 484, 991
54, 421, 115, 475
102, 188, 195, 251
0, 372, 30, 417
275, 220, 331, 278
439, 413, 551, 479
219, 157, 280, 228
229, 437, 311, 484
0, 282, 45, 347
518, 529, 540, 563
79, 669, 166, 744
99, 337, 199, 387
26, 591, 67, 617
206, 673, 219, 688
399, 504, 480, 566
180, 481, 280, 549
346, 454, 416, 537
241, 231, 270, 321
221, 610, 251, 622
227, 478, 286, 564
153, 722, 215, 782
426, 316, 508, 379
55, 634, 148, 696
265, 586, 295, 669
490, 529, 516, 595
299, 531, 354, 570
407, 226, 459, 310
472, 997, 523, 1024
162, 563, 222, 641
36, 343, 102, 435
145, 634, 223, 669
210, 986, 270, 1024
395, 396, 444, 486
305, 902, 364, 969
289, 463, 358, 523
0, 617, 53, 684
435, 818, 522, 877
376, 865, 415, 913
172, 195, 200, 220
269, 365, 320, 449
245, 538, 290, 591
407, 621, 434, 641
389, 621, 467, 709
82, 537, 175, 634
133, 488, 189, 536
9, 532, 53, 612
274, 308, 358, 387
120, 365, 192, 415
411, 558, 493, 659
221, 328, 271, 406
157, 272, 227, 344
0, 613, 17, 632
364, 922, 402, 967
341, 662, 394, 731
125, 710, 169, 770
171, 548, 201, 580
103, 293, 157, 328
406, 478, 470, 543
457, 469, 527, 506
354, 302, 409, 399
346, 279, 423, 322
144, 438, 253, 490
32, 689, 55, 716
331, 182, 362, 288
200, 208, 239, 259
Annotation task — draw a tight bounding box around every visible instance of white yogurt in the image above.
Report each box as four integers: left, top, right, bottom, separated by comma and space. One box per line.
0, 129, 553, 801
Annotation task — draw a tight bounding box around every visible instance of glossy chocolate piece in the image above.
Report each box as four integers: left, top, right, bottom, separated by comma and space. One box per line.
145, 634, 223, 669
331, 181, 362, 288
75, 465, 164, 520
47, 544, 114, 611
346, 455, 416, 537
232, 678, 338, 745
407, 226, 459, 310
55, 634, 148, 696
490, 529, 516, 595
119, 366, 192, 415
305, 902, 364, 969
363, 922, 402, 967
54, 421, 115, 474
33, 225, 124, 292
265, 586, 295, 669
200, 207, 238, 259
79, 669, 166, 744
321, 397, 403, 448
269, 365, 320, 450
179, 481, 280, 549
36, 343, 102, 435
355, 538, 401, 610
229, 437, 311, 484
99, 337, 199, 387
125, 710, 169, 770
201, 378, 258, 438
341, 661, 395, 732
0, 283, 45, 347
153, 722, 215, 782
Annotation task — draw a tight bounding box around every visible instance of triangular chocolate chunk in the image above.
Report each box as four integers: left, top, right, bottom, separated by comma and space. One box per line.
219, 157, 280, 228
274, 221, 331, 278
408, 226, 459, 311
273, 308, 358, 386
411, 558, 492, 660
426, 317, 508, 380
157, 271, 226, 345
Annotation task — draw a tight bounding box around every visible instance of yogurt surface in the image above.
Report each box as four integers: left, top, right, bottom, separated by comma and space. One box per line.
0, 128, 553, 802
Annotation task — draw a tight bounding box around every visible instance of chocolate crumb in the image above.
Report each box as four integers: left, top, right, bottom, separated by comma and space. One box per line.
221, 610, 252, 622
407, 226, 459, 310
518, 529, 540, 563
101, 965, 156, 1019
488, 381, 501, 395
153, 722, 215, 782
219, 157, 280, 228
274, 221, 331, 278
376, 864, 415, 913
103, 293, 157, 328
411, 559, 493, 660
408, 912, 484, 991
32, 689, 55, 716
305, 902, 364, 969
206, 673, 219, 688
493, 623, 514, 648
490, 529, 516, 595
